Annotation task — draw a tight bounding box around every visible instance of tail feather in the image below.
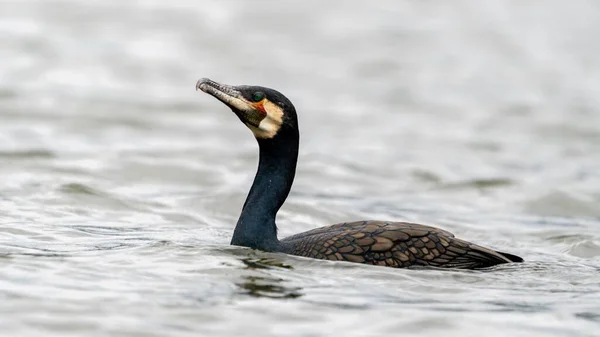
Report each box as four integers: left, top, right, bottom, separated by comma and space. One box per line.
495, 251, 524, 263
456, 245, 523, 269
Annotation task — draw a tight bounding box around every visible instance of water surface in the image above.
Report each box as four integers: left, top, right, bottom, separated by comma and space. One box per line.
1, 1, 600, 336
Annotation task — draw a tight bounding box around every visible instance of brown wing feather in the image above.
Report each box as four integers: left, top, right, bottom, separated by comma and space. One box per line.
278, 221, 517, 269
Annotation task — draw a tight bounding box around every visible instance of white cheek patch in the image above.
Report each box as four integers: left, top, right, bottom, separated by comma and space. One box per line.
249, 100, 284, 139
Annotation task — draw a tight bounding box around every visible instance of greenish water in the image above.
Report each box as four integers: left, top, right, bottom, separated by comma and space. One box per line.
1, 1, 600, 336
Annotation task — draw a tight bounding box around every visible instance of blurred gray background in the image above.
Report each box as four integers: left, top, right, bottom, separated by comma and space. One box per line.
1, 1, 599, 336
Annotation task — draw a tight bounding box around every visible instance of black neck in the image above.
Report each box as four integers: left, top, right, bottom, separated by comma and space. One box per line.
231, 128, 299, 251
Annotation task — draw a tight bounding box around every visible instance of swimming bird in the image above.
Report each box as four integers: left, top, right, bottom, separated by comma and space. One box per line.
196, 78, 523, 269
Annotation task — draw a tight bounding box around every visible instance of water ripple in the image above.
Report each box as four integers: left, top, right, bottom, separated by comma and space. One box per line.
2, 0, 600, 336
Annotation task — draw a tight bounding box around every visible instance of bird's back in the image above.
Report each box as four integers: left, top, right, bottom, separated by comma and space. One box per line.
278, 221, 522, 269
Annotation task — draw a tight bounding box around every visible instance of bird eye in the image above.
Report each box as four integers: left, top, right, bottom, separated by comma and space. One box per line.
252, 92, 265, 102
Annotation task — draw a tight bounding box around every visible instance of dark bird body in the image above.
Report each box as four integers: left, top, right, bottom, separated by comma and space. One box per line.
196, 78, 523, 269
279, 221, 522, 268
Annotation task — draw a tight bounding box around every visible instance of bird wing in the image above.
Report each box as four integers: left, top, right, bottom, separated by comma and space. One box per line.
279, 221, 514, 269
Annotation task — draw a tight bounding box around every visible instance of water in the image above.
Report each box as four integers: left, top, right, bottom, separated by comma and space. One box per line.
1, 0, 600, 336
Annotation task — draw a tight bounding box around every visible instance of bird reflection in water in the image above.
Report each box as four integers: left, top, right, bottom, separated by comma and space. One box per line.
236, 258, 303, 299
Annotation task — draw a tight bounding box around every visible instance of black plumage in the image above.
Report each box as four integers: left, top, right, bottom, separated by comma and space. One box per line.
196, 78, 523, 269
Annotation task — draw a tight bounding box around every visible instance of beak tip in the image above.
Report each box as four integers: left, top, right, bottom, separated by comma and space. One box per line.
196, 78, 211, 92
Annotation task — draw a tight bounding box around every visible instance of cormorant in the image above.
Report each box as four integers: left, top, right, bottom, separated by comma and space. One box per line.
196, 78, 523, 269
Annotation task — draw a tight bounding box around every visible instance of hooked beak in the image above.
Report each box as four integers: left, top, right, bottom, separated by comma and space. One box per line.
196, 78, 263, 128
196, 78, 240, 106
